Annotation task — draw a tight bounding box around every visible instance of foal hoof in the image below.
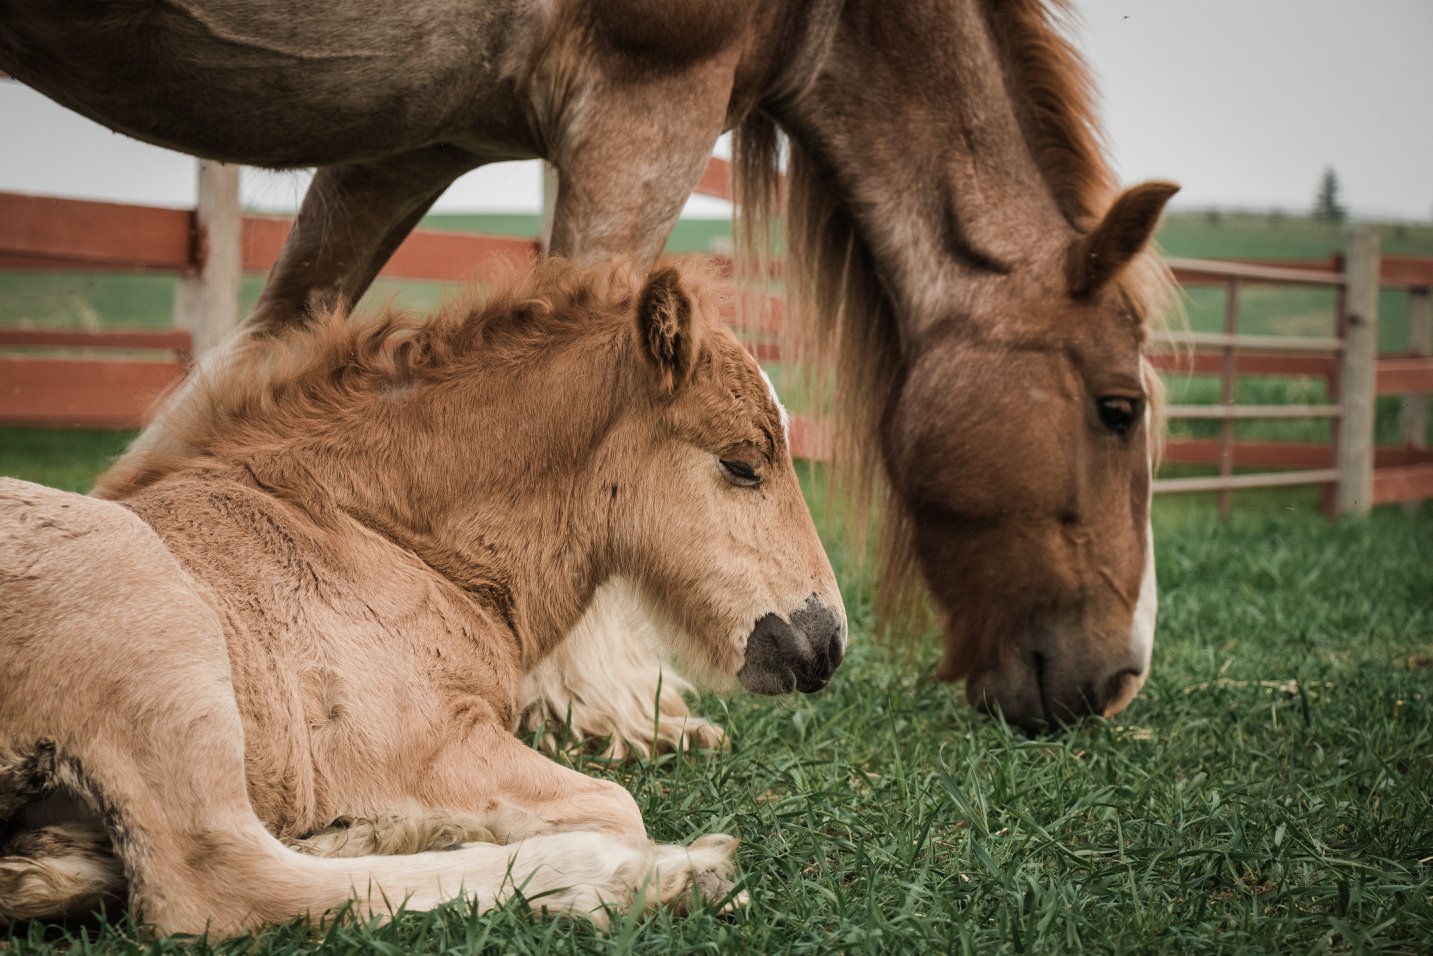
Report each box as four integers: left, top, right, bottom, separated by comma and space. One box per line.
649, 833, 743, 915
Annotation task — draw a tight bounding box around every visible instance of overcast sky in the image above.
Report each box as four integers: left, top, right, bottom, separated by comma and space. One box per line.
2, 0, 1429, 220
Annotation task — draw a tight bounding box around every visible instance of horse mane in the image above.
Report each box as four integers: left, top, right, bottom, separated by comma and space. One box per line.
96, 258, 685, 501
733, 0, 1175, 636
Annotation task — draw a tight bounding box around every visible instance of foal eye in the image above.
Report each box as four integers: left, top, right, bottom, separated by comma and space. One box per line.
720, 459, 761, 486
1096, 396, 1142, 436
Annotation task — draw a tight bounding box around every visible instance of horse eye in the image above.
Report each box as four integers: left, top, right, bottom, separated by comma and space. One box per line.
720, 459, 761, 485
1096, 396, 1141, 436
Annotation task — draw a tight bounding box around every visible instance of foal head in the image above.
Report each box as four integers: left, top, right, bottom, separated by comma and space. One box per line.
606, 267, 847, 695
884, 183, 1175, 732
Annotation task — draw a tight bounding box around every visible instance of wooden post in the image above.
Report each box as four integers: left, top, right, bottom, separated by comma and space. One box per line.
173, 160, 242, 357
539, 161, 560, 254
1334, 225, 1380, 516
1402, 286, 1430, 514
1403, 287, 1430, 448
1217, 276, 1240, 520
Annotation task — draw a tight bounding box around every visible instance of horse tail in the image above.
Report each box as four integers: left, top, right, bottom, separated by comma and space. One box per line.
0, 820, 125, 921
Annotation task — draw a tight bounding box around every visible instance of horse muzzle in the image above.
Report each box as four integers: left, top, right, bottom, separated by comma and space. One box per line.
737, 595, 846, 695
965, 646, 1148, 735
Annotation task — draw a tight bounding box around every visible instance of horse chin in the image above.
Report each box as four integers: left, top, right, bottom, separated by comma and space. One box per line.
961, 630, 1149, 735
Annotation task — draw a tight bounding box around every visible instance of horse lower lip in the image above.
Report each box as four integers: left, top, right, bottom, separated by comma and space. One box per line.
796, 674, 829, 693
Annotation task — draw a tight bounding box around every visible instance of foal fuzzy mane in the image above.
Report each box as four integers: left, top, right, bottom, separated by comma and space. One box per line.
96, 258, 674, 501
733, 0, 1175, 638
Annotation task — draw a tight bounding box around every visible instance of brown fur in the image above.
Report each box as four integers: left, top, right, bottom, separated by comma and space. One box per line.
734, 0, 1178, 729
0, 260, 841, 933
9, 0, 1174, 731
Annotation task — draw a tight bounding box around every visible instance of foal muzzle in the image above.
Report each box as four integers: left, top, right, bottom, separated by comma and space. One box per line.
737, 595, 846, 695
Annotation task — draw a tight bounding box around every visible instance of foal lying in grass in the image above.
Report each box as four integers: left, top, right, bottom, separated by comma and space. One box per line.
0, 259, 845, 935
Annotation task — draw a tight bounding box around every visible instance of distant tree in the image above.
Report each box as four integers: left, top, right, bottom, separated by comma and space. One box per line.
1313, 167, 1347, 223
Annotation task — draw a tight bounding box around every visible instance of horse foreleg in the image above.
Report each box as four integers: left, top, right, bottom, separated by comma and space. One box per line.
247, 147, 478, 334
110, 148, 475, 472
542, 58, 736, 265
520, 580, 725, 759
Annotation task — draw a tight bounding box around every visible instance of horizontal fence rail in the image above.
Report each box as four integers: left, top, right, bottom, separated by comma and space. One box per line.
2, 160, 1431, 512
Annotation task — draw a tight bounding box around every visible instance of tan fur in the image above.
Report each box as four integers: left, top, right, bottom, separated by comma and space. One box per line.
0, 260, 842, 934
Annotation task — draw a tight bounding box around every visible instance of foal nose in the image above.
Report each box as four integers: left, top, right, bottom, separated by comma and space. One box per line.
737, 596, 846, 695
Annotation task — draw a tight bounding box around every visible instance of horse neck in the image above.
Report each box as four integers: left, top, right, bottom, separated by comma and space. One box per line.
773, 0, 1085, 332
241, 365, 620, 663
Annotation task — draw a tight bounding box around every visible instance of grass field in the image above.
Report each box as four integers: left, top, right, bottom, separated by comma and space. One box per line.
2, 213, 1431, 951
0, 437, 1430, 952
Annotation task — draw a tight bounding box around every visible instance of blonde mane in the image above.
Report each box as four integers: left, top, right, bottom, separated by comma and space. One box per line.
96, 258, 703, 501
733, 0, 1176, 634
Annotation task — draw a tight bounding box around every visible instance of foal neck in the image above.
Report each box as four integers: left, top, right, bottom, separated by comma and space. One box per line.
237, 353, 625, 666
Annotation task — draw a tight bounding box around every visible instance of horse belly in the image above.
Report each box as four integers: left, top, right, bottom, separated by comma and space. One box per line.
0, 0, 541, 166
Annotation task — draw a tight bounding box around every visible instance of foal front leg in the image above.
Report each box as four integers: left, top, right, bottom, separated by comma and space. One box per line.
415, 721, 744, 912
422, 721, 647, 844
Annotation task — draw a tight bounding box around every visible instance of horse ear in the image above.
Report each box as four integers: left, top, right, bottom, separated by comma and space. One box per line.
1066, 181, 1180, 298
637, 266, 698, 393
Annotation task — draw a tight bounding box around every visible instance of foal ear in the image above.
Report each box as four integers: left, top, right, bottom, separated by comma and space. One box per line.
1066, 181, 1180, 298
637, 266, 698, 393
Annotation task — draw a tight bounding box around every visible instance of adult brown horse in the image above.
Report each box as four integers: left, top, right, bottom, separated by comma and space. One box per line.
1, 0, 1176, 732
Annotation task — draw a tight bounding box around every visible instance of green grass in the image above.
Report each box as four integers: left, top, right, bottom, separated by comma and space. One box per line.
1, 438, 1431, 953
2, 212, 1431, 950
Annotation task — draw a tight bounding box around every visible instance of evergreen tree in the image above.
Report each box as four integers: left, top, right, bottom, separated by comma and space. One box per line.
1313, 167, 1347, 223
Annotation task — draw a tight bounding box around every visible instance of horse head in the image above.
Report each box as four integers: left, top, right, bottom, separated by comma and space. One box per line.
884, 182, 1176, 732
608, 267, 847, 696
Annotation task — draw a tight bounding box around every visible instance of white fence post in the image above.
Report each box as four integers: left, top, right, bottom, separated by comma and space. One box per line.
539, 162, 559, 254
1335, 225, 1380, 516
173, 160, 242, 357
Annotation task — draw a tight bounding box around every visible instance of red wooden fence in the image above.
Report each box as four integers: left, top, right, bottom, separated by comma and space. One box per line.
3, 157, 1431, 511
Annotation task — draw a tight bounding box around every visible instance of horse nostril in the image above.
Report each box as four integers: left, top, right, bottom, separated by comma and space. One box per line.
794, 599, 846, 692
738, 599, 846, 696
1100, 667, 1143, 714
826, 628, 845, 670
